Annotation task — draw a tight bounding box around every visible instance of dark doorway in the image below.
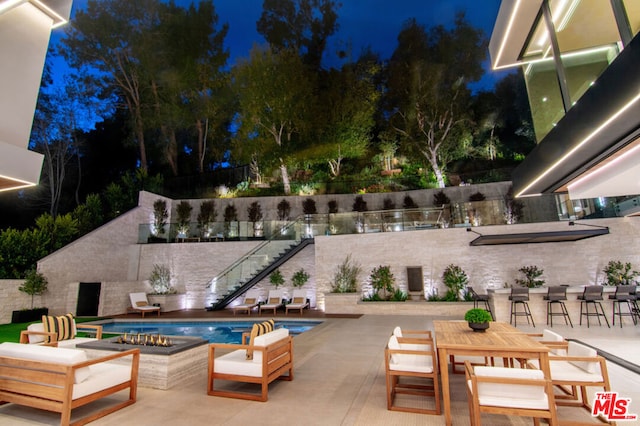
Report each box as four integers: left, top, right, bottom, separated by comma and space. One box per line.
77, 282, 101, 317
406, 267, 423, 292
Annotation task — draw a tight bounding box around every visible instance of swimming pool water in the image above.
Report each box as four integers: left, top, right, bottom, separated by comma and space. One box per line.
99, 320, 321, 344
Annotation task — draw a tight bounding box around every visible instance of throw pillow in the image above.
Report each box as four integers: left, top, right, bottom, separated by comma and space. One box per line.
42, 313, 75, 343
268, 297, 280, 304
246, 319, 276, 360
136, 301, 148, 307
244, 298, 256, 304
293, 297, 305, 304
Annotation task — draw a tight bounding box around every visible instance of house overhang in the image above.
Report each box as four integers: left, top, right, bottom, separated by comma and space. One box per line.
510, 33, 640, 199
490, 0, 640, 200
0, 0, 72, 192
468, 225, 609, 246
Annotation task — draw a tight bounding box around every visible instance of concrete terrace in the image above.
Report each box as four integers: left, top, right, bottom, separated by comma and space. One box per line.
1, 309, 639, 425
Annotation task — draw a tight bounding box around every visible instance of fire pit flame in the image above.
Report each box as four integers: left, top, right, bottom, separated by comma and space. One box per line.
117, 333, 173, 347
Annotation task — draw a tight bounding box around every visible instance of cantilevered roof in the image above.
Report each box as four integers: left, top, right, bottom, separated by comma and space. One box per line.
468, 227, 609, 246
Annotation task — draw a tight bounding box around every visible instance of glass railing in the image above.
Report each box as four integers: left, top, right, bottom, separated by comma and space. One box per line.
204, 218, 306, 307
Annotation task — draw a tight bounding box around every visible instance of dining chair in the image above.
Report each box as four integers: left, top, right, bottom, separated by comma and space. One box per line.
609, 285, 638, 327
509, 287, 535, 327
464, 361, 558, 426
385, 334, 441, 415
578, 286, 610, 328
544, 286, 573, 327
467, 286, 494, 320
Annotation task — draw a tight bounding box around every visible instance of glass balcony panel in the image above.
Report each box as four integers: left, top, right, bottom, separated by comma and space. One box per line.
622, 0, 640, 37
552, 0, 620, 105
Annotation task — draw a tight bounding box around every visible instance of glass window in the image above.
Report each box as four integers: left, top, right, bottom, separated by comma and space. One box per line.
622, 0, 640, 37
522, 15, 565, 142
552, 0, 621, 105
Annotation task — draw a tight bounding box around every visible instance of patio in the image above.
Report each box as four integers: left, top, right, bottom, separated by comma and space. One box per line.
1, 310, 639, 425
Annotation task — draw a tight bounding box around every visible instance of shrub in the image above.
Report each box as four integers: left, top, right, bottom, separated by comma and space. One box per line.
369, 265, 395, 300
433, 190, 450, 206
515, 265, 545, 288
382, 197, 396, 210
176, 201, 193, 235
269, 269, 284, 289
277, 199, 291, 220
390, 288, 408, 301
291, 268, 310, 288
442, 264, 468, 301
464, 308, 492, 323
331, 255, 361, 293
469, 191, 486, 201
153, 199, 168, 236
149, 264, 175, 295
352, 195, 368, 212
328, 200, 338, 214
403, 195, 418, 209
197, 201, 216, 236
302, 198, 317, 214
602, 260, 638, 286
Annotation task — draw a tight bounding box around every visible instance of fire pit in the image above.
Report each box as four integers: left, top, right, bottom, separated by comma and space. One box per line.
77, 336, 208, 389
78, 334, 206, 356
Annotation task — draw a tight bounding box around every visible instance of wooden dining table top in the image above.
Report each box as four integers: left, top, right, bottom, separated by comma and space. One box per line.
433, 320, 549, 353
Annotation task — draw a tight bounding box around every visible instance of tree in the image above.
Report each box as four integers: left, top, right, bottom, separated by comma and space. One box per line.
257, 0, 340, 70
232, 46, 314, 194
302, 52, 381, 177
59, 0, 230, 175
385, 14, 488, 188
19, 270, 48, 309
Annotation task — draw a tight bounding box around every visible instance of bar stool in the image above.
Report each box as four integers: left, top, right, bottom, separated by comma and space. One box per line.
544, 286, 573, 327
578, 286, 610, 328
509, 287, 535, 327
466, 286, 494, 320
609, 285, 638, 327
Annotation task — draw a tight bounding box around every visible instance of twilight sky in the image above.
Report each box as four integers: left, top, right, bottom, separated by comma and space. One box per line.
48, 0, 509, 128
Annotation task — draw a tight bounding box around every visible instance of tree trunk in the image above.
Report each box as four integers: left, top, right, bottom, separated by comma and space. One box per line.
280, 161, 291, 195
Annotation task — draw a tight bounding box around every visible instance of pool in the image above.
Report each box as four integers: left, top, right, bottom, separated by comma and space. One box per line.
99, 320, 322, 344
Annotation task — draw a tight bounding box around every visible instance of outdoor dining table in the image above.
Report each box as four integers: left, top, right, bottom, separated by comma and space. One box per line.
434, 320, 551, 426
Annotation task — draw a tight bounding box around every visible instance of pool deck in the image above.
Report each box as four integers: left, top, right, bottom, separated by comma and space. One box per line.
1, 308, 639, 425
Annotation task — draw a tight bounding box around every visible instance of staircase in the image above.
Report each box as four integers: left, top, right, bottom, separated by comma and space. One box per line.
205, 217, 313, 310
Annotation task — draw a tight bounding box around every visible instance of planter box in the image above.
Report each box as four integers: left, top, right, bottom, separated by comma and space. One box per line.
11, 308, 49, 324
323, 293, 473, 316
147, 294, 186, 313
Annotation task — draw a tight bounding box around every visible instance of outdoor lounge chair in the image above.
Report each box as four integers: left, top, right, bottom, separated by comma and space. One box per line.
129, 293, 161, 317
231, 289, 261, 316
259, 290, 284, 315
285, 289, 309, 315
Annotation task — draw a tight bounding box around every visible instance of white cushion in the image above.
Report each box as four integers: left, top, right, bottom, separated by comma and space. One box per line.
26, 323, 46, 343
568, 341, 598, 373
392, 326, 403, 338
473, 366, 548, 409
73, 362, 132, 400
252, 328, 289, 364
0, 342, 91, 383
387, 335, 433, 373
214, 349, 263, 377
553, 361, 603, 382
541, 329, 567, 356
542, 329, 563, 342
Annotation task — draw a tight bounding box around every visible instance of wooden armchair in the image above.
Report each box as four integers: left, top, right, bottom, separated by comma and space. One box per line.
465, 361, 558, 426
207, 327, 293, 402
385, 334, 440, 415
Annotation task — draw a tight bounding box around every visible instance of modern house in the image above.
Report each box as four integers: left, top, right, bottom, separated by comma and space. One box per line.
490, 0, 640, 215
0, 0, 73, 192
